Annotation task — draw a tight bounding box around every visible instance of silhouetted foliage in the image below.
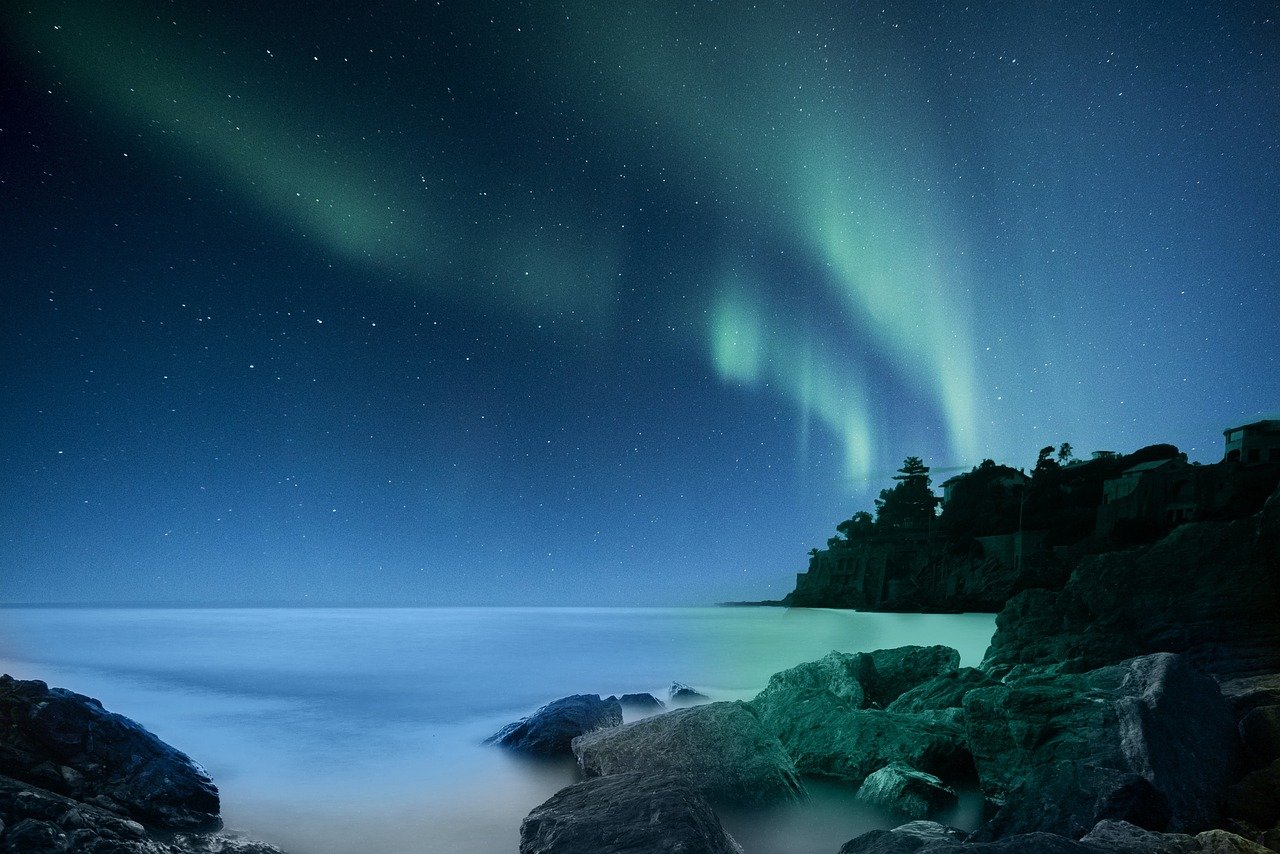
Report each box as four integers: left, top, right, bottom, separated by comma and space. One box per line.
938, 461, 1026, 538
835, 511, 875, 544
875, 457, 938, 530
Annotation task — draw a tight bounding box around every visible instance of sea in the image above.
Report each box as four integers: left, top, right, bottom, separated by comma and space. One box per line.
0, 606, 996, 854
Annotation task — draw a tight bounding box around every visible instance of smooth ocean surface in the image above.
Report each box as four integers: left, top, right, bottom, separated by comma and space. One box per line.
0, 607, 996, 853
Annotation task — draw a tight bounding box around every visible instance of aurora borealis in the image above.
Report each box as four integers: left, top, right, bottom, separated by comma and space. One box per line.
2, 0, 1277, 605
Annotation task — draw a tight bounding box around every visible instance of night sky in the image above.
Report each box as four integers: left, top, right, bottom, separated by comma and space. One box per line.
2, 1, 1276, 606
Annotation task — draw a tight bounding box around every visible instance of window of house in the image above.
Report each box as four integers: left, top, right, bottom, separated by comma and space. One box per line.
1270, 448, 1280, 462
1247, 448, 1260, 462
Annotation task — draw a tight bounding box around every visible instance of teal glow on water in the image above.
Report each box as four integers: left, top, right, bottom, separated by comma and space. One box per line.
0, 607, 995, 853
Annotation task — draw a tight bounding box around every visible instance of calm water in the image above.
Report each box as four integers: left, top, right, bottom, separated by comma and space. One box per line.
0, 607, 995, 854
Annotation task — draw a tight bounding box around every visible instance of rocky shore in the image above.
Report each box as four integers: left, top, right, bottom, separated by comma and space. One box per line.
0, 675, 284, 854
494, 483, 1280, 853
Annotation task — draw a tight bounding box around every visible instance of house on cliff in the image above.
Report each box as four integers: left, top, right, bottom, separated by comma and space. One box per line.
1224, 419, 1280, 463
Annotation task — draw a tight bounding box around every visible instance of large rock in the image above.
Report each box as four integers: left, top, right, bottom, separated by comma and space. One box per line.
837, 820, 966, 853
0, 676, 219, 830
518, 772, 743, 854
867, 647, 962, 707
669, 683, 710, 705
616, 694, 665, 715
1081, 819, 1273, 853
855, 764, 958, 819
886, 668, 999, 715
749, 646, 970, 786
752, 647, 960, 716
753, 687, 968, 785
1238, 705, 1280, 766
982, 486, 1280, 681
570, 702, 803, 805
0, 774, 283, 854
1224, 757, 1280, 829
486, 695, 622, 757
838, 819, 1271, 853
965, 653, 1242, 839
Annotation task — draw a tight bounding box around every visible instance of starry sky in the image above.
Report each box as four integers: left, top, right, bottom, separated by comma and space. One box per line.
2, 0, 1276, 606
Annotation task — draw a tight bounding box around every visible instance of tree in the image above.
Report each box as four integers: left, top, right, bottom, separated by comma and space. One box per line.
835, 511, 875, 543
875, 457, 939, 530
1058, 442, 1074, 464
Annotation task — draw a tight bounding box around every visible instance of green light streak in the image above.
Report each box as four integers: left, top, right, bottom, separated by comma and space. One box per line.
12, 4, 617, 322
710, 280, 873, 481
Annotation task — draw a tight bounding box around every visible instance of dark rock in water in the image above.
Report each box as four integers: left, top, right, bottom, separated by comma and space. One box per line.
886, 668, 999, 715
519, 772, 743, 854
0, 675, 220, 830
982, 484, 1280, 681
0, 774, 284, 854
485, 694, 622, 757
616, 693, 665, 714
571, 701, 803, 805
964, 653, 1241, 839
837, 821, 966, 853
669, 682, 710, 705
855, 764, 958, 819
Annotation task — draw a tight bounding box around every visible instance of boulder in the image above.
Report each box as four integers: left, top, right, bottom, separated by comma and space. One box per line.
964, 653, 1241, 839
839, 819, 1271, 853
616, 694, 665, 714
518, 772, 743, 854
1081, 819, 1273, 853
669, 683, 710, 705
0, 676, 220, 830
886, 668, 999, 715
485, 695, 622, 757
571, 702, 803, 805
751, 646, 960, 717
837, 820, 966, 853
0, 774, 283, 854
754, 687, 969, 785
867, 647, 962, 708
855, 764, 958, 819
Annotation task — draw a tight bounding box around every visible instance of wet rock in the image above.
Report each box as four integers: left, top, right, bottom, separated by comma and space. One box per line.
754, 690, 969, 786
886, 668, 999, 715
519, 772, 743, 854
0, 775, 283, 854
867, 647, 962, 708
837, 821, 967, 853
1080, 819, 1272, 853
0, 675, 220, 830
485, 694, 622, 757
616, 693, 665, 714
571, 701, 803, 805
669, 683, 710, 705
965, 653, 1241, 839
855, 764, 958, 819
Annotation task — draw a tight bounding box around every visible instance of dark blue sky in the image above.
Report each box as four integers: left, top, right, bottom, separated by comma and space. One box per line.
2, 0, 1276, 605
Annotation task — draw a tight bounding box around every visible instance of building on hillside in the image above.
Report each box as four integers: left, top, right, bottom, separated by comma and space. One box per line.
1224, 420, 1280, 464
940, 467, 1028, 508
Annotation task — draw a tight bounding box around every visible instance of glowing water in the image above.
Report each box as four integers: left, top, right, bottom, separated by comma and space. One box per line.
0, 607, 994, 853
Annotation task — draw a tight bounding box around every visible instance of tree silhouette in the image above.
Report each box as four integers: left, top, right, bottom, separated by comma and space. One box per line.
875, 457, 938, 530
